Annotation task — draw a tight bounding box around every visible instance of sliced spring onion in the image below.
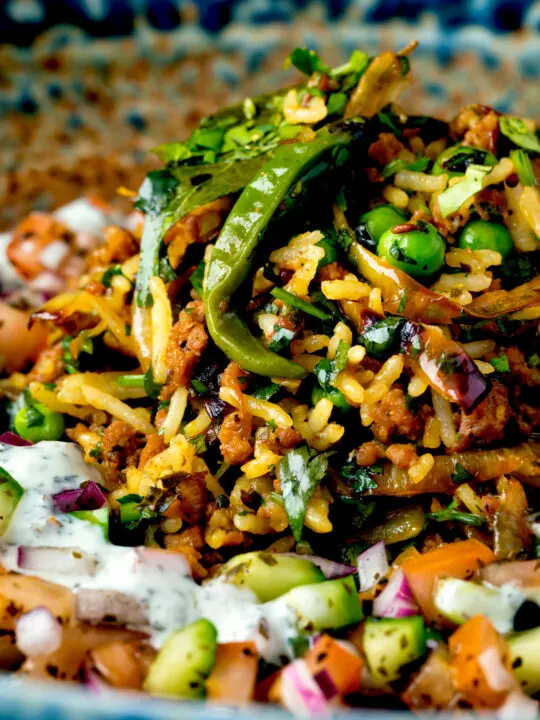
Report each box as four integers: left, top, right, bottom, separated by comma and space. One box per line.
437, 164, 491, 218
271, 287, 331, 320
510, 149, 537, 187
500, 116, 540, 153
116, 374, 145, 387
382, 156, 429, 179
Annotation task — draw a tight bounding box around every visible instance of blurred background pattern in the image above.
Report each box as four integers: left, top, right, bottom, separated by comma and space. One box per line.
0, 0, 539, 226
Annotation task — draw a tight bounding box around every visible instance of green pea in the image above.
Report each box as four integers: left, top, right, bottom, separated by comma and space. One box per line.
359, 205, 407, 244
432, 144, 497, 179
378, 222, 446, 278
459, 219, 513, 258
312, 386, 351, 413
14, 403, 65, 442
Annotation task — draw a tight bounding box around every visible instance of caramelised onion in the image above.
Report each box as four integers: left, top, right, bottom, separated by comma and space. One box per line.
17, 546, 98, 576
15, 606, 62, 656
52, 481, 106, 514
283, 554, 356, 580
0, 432, 32, 447
280, 659, 330, 717
76, 589, 147, 626
357, 541, 389, 592
373, 569, 418, 618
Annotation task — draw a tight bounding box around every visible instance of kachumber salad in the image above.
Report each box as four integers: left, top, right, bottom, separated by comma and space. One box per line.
0, 41, 539, 716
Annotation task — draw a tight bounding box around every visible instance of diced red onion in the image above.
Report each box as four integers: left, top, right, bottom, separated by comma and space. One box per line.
0, 432, 32, 447
313, 669, 339, 701
281, 659, 330, 717
52, 481, 106, 513
478, 646, 515, 692
134, 547, 191, 576
81, 661, 111, 694
357, 541, 389, 592
15, 606, 63, 656
283, 554, 356, 580
527, 512, 540, 540
373, 569, 418, 618
29, 271, 65, 297
76, 589, 148, 626
18, 546, 98, 576
497, 691, 539, 720
39, 241, 71, 271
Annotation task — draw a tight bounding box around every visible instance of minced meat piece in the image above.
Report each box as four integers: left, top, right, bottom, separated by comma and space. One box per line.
370, 387, 425, 444
163, 300, 208, 394
385, 443, 419, 469
355, 441, 385, 467
101, 420, 142, 486
454, 381, 512, 451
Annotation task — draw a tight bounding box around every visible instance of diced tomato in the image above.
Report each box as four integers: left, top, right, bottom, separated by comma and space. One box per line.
304, 635, 363, 696
206, 641, 258, 703
402, 647, 460, 710
0, 303, 48, 373
90, 640, 156, 690
7, 213, 71, 280
401, 539, 495, 625
449, 615, 513, 709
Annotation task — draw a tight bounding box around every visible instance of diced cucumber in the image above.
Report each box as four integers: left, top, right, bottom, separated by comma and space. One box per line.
363, 616, 426, 685
144, 618, 217, 698
277, 576, 363, 631
509, 626, 540, 695
0, 467, 24, 535
217, 551, 324, 602
70, 507, 109, 539
434, 578, 525, 634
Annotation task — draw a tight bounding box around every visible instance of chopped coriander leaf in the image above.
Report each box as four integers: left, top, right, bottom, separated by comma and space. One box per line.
190, 259, 205, 296
268, 325, 295, 353
426, 499, 484, 527
101, 265, 125, 288
286, 47, 331, 76
489, 354, 510, 373
89, 442, 102, 460
398, 290, 407, 313
191, 379, 210, 395
216, 494, 230, 508
189, 434, 207, 454
437, 164, 491, 218
251, 383, 282, 401
43, 382, 56, 390
279, 445, 333, 541
117, 493, 143, 505
270, 287, 331, 321
144, 366, 162, 399
326, 92, 347, 116
338, 462, 381, 494
451, 463, 474, 484
331, 49, 369, 77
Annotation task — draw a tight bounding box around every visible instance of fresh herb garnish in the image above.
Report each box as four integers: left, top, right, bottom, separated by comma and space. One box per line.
268, 325, 295, 353
286, 47, 331, 76
359, 316, 405, 358
270, 287, 331, 321
314, 340, 349, 391
190, 259, 205, 296
426, 499, 484, 527
143, 366, 162, 399
279, 445, 333, 541
451, 463, 474, 484
490, 354, 510, 373
89, 443, 102, 460
101, 265, 125, 288
382, 156, 429, 179
339, 462, 381, 494
191, 379, 210, 395
499, 116, 540, 153
251, 383, 282, 401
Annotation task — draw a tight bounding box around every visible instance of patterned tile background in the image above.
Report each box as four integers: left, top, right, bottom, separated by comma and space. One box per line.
0, 0, 539, 227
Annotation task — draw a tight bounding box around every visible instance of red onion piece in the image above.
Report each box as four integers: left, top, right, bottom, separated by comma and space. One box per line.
52, 481, 106, 513
497, 691, 539, 720
29, 271, 65, 297
76, 589, 148, 626
357, 541, 389, 592
373, 569, 418, 618
15, 606, 63, 656
281, 659, 330, 717
283, 553, 356, 580
18, 546, 98, 576
313, 669, 339, 700
0, 432, 33, 447
134, 547, 191, 576
81, 661, 111, 694
39, 241, 71, 272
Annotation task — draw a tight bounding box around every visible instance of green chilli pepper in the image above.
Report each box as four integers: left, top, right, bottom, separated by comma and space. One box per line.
204, 119, 372, 378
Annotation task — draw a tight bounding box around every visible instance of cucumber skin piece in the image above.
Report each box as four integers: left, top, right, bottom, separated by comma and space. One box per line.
509, 626, 540, 696
144, 618, 217, 698
278, 575, 363, 631
218, 551, 325, 602
0, 470, 24, 536
364, 616, 426, 685
434, 578, 525, 634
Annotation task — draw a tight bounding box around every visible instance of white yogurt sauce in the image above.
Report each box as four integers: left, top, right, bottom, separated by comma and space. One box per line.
0, 441, 297, 660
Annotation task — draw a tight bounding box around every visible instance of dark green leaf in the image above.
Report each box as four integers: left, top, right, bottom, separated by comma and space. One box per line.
326, 92, 347, 116
268, 325, 295, 352
280, 445, 332, 541
339, 462, 380, 494
25, 405, 44, 428
451, 463, 474, 484
286, 47, 331, 76
426, 499, 484, 527
89, 443, 102, 459
251, 383, 282, 401
191, 379, 209, 395
101, 265, 125, 288
490, 354, 510, 373
190, 259, 205, 296
144, 367, 162, 399
359, 316, 404, 358
314, 340, 349, 392
117, 493, 143, 505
